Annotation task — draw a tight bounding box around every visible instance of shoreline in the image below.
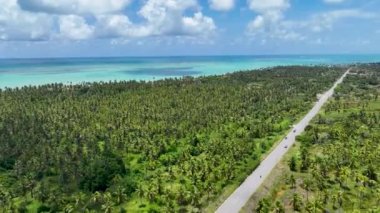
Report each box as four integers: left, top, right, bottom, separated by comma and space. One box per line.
0, 62, 368, 90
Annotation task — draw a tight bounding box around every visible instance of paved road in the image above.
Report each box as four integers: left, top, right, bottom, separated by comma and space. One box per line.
216, 68, 351, 213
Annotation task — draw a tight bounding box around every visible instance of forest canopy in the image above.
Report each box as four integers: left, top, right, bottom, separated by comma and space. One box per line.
252, 64, 380, 213
0, 66, 346, 212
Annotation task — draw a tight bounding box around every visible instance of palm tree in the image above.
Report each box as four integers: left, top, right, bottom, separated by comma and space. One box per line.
113, 186, 127, 205
190, 186, 201, 208
163, 200, 176, 213
331, 194, 338, 210
91, 191, 102, 205
288, 174, 296, 190
309, 199, 322, 213
208, 181, 215, 196
256, 198, 271, 213
101, 203, 113, 213
274, 201, 285, 213
147, 187, 157, 202
357, 185, 366, 209
339, 167, 350, 187
292, 193, 303, 212
289, 155, 298, 172
35, 182, 49, 203
337, 191, 344, 208
375, 188, 380, 206
63, 204, 75, 213
5, 200, 16, 213
302, 178, 313, 202
135, 185, 145, 202
74, 192, 87, 208
102, 192, 114, 213
0, 186, 9, 208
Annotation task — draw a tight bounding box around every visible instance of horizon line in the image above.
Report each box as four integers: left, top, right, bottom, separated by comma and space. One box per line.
2, 53, 380, 60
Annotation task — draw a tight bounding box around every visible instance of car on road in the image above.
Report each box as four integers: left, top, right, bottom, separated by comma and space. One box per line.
293, 129, 296, 133
284, 145, 288, 148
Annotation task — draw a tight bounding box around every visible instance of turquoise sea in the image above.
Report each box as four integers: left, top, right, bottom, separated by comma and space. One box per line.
1, 55, 380, 88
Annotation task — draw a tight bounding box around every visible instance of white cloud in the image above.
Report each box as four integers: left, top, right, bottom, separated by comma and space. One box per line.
246, 0, 301, 41
137, 0, 199, 36
246, 0, 376, 43
18, 0, 132, 15
95, 0, 216, 39
96, 15, 133, 38
59, 15, 94, 40
247, 15, 264, 31
182, 12, 216, 35
0, 0, 53, 41
209, 0, 235, 11
247, 0, 290, 25
310, 9, 376, 32
248, 20, 304, 41
139, 0, 198, 22
95, 14, 154, 38
0, 0, 217, 42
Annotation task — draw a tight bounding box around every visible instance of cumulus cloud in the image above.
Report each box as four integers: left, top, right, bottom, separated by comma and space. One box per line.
0, 0, 53, 41
0, 0, 217, 41
246, 0, 301, 41
137, 0, 198, 36
96, 0, 216, 39
136, 0, 212, 36
209, 0, 235, 11
59, 15, 94, 40
18, 0, 132, 15
95, 15, 134, 38
182, 12, 216, 35
95, 14, 154, 38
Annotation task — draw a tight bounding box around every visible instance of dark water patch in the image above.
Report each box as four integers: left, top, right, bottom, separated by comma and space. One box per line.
125, 67, 202, 76
0, 67, 84, 75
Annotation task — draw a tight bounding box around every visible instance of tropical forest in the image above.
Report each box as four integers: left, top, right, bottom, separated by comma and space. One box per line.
251, 64, 380, 213
0, 66, 349, 212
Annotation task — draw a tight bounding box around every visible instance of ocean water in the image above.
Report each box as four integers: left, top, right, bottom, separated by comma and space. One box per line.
1, 55, 380, 88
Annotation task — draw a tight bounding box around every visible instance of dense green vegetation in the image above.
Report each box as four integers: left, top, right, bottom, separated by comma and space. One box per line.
0, 66, 345, 212
255, 64, 380, 212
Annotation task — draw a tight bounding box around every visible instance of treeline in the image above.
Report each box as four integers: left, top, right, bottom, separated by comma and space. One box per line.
255, 64, 380, 212
0, 66, 345, 212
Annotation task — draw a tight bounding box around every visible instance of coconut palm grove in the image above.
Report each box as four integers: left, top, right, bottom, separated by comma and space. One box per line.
0, 64, 379, 212
1, 0, 380, 212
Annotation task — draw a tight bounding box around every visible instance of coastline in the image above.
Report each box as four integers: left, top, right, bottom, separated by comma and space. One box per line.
1, 55, 380, 89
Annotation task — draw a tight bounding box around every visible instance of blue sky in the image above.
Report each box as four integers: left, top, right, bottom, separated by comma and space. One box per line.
0, 0, 379, 58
